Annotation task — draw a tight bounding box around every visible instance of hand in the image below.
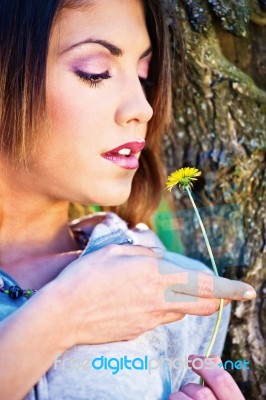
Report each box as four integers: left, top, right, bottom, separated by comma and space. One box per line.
169, 355, 245, 400
50, 244, 256, 347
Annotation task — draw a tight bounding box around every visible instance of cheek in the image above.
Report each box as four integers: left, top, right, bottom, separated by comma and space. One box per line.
46, 81, 89, 138
46, 69, 114, 140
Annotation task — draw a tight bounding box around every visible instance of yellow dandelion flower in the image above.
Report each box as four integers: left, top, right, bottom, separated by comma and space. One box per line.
166, 167, 202, 191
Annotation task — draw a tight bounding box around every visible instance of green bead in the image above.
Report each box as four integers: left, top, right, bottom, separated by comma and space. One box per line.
4, 290, 9, 294
26, 289, 33, 295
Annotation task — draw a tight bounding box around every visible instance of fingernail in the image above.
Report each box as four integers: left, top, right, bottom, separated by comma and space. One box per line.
150, 247, 165, 258
243, 290, 256, 299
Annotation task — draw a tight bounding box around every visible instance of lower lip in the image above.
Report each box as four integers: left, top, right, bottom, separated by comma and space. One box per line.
101, 153, 139, 169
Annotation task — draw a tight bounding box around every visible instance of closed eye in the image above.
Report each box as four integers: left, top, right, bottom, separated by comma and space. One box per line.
75, 70, 111, 88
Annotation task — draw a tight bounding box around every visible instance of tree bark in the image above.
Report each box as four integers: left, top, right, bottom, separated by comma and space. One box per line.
167, 1, 266, 398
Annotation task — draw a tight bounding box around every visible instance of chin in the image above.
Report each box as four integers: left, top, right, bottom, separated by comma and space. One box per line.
76, 177, 133, 206
97, 184, 132, 207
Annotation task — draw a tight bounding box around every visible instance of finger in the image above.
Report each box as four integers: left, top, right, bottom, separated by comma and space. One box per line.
169, 392, 192, 400
105, 243, 164, 258
181, 383, 217, 400
158, 262, 257, 300
188, 355, 245, 400
161, 312, 186, 324
162, 292, 230, 316
129, 244, 165, 259
129, 226, 165, 250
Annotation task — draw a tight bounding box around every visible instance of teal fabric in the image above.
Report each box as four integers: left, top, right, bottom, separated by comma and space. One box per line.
0, 269, 27, 322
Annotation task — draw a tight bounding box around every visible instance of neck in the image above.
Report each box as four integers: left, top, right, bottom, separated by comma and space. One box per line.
0, 200, 76, 262
0, 161, 80, 288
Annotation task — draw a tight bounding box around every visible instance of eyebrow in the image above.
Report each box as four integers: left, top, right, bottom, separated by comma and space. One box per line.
61, 38, 152, 59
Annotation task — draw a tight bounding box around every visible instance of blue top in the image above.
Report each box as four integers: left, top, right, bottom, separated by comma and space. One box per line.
0, 212, 231, 400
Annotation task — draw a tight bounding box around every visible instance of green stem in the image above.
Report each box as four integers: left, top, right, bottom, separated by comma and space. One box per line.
186, 188, 224, 385
186, 188, 219, 276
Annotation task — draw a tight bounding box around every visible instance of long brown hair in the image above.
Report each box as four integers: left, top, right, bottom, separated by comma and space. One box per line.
0, 0, 183, 228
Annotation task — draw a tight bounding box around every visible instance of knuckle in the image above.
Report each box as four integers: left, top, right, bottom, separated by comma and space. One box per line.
150, 310, 164, 326
161, 312, 186, 325
212, 370, 233, 389
201, 301, 218, 316
198, 278, 213, 298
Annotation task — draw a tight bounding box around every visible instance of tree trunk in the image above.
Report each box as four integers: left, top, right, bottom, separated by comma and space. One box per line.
166, 1, 266, 398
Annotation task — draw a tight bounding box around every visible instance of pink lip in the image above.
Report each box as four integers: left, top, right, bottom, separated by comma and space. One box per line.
103, 140, 146, 155
101, 140, 146, 170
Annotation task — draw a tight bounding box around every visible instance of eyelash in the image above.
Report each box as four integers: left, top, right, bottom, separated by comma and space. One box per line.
76, 70, 153, 90
76, 70, 111, 88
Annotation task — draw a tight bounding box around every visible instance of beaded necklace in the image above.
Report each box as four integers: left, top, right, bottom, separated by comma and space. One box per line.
0, 285, 38, 299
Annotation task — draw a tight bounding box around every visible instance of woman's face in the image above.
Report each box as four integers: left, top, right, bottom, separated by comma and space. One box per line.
32, 0, 153, 205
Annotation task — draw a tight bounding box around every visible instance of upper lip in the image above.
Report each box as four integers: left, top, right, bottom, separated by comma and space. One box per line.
102, 140, 146, 155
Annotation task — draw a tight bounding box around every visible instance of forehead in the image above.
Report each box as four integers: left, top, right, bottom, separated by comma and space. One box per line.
52, 0, 150, 55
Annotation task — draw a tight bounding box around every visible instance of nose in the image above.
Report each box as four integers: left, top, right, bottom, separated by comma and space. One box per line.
114, 77, 153, 126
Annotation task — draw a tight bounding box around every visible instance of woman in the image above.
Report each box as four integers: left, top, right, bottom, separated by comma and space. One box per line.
0, 0, 256, 399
